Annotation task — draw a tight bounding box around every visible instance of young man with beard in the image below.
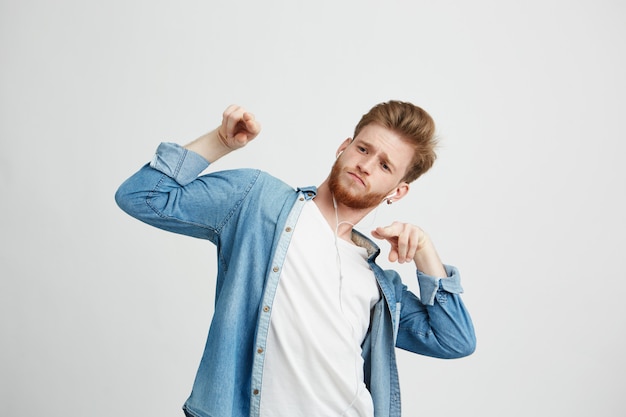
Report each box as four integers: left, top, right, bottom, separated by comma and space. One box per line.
115, 101, 476, 417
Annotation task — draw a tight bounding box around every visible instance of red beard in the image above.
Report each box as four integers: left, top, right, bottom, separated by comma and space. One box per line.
327, 160, 389, 209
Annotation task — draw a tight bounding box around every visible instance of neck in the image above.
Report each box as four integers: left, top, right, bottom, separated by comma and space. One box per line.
314, 180, 370, 242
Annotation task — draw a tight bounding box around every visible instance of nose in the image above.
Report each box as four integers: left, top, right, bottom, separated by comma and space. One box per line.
356, 155, 375, 175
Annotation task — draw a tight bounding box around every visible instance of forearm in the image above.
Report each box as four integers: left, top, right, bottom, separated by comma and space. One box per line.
413, 233, 446, 277
184, 105, 261, 162
184, 127, 232, 163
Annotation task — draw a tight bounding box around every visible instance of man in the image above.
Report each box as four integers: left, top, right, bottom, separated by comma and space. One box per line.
115, 101, 476, 417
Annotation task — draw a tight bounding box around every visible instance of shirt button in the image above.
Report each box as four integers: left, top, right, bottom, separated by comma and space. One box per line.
273, 266, 279, 273
253, 389, 260, 395
263, 306, 270, 312
285, 227, 292, 232
299, 197, 304, 201
257, 347, 264, 354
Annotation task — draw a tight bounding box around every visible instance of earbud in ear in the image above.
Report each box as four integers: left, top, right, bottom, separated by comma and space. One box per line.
384, 192, 399, 205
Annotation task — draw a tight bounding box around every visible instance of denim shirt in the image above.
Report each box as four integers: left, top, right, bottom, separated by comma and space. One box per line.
115, 142, 476, 417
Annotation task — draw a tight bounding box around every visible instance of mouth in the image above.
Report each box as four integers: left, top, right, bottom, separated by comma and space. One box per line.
347, 171, 366, 187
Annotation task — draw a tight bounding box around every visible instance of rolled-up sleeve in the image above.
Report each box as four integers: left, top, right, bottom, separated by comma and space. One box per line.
417, 264, 463, 306
149, 142, 209, 185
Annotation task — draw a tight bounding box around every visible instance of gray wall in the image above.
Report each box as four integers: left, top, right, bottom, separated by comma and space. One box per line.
2, 0, 624, 416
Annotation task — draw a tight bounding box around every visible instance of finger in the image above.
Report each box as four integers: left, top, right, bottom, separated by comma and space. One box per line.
402, 228, 421, 263
222, 106, 235, 137
388, 247, 399, 263
242, 111, 254, 123
370, 228, 384, 240
222, 104, 240, 126
372, 225, 401, 263
220, 106, 236, 138
233, 116, 258, 145
396, 226, 410, 263
397, 223, 424, 263
223, 106, 245, 137
242, 112, 261, 136
371, 224, 399, 240
223, 104, 240, 115
373, 223, 420, 264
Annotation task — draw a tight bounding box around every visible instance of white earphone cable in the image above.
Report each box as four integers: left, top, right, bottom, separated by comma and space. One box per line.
332, 195, 364, 416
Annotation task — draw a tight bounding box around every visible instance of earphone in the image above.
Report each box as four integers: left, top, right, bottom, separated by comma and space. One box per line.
384, 192, 398, 205
331, 195, 365, 416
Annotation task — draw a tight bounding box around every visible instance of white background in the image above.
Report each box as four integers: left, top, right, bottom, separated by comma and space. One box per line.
2, 0, 625, 416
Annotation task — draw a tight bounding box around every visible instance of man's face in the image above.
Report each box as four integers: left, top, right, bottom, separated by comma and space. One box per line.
328, 124, 413, 209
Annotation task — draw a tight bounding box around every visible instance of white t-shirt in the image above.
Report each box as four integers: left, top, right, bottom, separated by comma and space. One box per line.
259, 201, 381, 417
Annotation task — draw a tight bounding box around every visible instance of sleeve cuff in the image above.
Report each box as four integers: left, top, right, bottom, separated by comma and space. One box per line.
150, 142, 210, 186
417, 264, 464, 306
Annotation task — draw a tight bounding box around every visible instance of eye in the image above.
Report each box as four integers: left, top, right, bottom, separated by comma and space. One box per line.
381, 162, 391, 172
357, 146, 367, 153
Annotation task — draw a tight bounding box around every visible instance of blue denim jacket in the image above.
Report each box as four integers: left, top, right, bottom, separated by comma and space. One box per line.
115, 142, 476, 417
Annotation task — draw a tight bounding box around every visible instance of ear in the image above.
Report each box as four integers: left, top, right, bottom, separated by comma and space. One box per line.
388, 182, 410, 202
336, 137, 352, 158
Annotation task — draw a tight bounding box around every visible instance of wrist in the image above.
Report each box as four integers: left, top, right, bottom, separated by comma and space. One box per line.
216, 128, 231, 150
413, 234, 446, 277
